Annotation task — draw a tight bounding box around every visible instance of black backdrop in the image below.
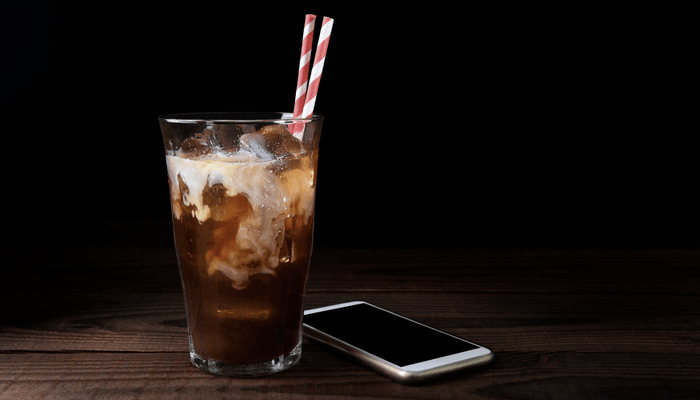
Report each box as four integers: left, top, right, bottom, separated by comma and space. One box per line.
5, 3, 696, 248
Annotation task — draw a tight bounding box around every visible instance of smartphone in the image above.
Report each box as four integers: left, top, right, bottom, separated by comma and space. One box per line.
303, 301, 493, 384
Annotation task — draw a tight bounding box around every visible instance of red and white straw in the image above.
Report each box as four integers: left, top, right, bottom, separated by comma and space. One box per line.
302, 17, 333, 119
292, 16, 334, 139
292, 15, 317, 123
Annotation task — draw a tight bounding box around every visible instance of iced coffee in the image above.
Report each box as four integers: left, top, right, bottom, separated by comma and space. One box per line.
159, 112, 322, 376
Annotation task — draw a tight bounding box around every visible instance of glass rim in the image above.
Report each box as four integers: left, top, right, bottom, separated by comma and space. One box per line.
158, 112, 324, 124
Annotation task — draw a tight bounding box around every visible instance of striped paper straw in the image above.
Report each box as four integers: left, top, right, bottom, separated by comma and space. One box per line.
292, 16, 333, 139
292, 14, 316, 123
301, 17, 334, 119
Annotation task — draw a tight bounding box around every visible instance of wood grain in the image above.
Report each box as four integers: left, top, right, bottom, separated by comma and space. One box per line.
1, 222, 699, 399
1, 351, 698, 399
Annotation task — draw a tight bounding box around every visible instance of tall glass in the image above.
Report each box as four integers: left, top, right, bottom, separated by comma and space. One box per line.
158, 112, 323, 376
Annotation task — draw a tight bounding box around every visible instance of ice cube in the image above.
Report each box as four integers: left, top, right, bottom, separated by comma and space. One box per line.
258, 124, 302, 159
210, 124, 245, 154
179, 137, 212, 158
239, 133, 273, 161
178, 129, 221, 158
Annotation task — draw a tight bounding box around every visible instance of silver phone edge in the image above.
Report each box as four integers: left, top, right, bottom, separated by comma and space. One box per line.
302, 323, 494, 385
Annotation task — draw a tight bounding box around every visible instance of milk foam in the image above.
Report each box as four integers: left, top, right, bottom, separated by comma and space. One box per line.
166, 150, 315, 289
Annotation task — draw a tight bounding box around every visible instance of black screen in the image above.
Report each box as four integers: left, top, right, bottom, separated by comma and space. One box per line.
303, 303, 478, 367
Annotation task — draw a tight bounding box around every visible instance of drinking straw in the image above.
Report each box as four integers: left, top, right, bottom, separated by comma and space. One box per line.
292, 14, 317, 126
292, 16, 334, 139
301, 17, 333, 119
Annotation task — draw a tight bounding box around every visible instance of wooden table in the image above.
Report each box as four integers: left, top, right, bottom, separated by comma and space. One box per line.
2, 221, 699, 399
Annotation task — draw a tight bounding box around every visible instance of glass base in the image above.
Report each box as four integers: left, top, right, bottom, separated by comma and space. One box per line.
190, 342, 302, 377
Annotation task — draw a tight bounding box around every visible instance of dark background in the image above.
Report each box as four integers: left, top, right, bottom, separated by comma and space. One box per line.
4, 2, 696, 249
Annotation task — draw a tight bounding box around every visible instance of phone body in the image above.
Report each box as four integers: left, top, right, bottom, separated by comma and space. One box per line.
303, 301, 493, 384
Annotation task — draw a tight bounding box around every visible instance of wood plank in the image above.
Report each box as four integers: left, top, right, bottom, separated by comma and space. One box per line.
2, 291, 697, 354
1, 350, 698, 400
0, 292, 187, 353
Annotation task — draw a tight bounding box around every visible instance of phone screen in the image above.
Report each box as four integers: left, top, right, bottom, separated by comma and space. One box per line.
303, 303, 479, 367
